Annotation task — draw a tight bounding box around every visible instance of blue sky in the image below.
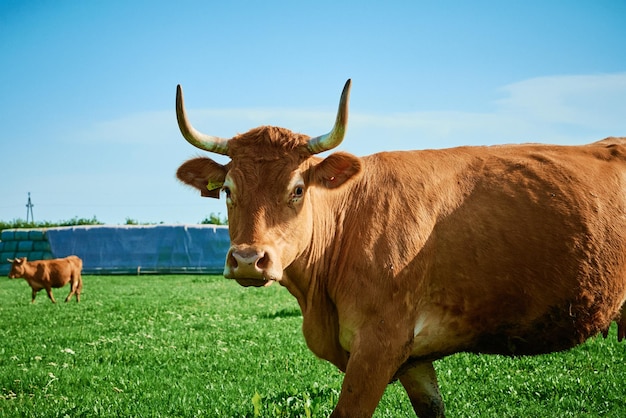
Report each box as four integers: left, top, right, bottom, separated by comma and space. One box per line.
1, 1, 625, 225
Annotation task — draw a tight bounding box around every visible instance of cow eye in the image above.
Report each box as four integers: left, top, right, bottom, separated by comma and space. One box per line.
290, 185, 305, 204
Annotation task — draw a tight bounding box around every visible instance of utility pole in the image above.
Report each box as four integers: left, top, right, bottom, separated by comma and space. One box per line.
26, 192, 34, 223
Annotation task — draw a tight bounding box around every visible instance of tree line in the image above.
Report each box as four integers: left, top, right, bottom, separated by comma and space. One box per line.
0, 213, 227, 233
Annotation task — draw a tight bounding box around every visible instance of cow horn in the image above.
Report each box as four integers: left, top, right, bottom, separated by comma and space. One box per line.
176, 85, 230, 156
307, 79, 351, 154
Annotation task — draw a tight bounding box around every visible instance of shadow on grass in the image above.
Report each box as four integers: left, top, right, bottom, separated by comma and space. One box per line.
260, 308, 302, 319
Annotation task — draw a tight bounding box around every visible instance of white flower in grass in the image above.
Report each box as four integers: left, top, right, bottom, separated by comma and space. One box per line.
61, 348, 75, 355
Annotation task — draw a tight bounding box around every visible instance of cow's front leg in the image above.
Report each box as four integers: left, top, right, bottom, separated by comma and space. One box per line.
331, 332, 409, 418
31, 288, 38, 303
399, 361, 445, 418
45, 288, 57, 303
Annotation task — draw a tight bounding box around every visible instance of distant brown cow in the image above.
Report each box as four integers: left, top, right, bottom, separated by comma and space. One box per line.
8, 256, 83, 303
175, 79, 626, 417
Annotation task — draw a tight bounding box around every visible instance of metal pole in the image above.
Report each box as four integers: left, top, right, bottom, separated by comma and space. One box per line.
26, 192, 34, 223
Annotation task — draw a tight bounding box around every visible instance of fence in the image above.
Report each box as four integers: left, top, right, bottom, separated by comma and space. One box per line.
1, 224, 230, 275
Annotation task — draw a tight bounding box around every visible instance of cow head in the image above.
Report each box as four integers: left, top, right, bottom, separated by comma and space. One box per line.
176, 80, 361, 287
7, 257, 26, 279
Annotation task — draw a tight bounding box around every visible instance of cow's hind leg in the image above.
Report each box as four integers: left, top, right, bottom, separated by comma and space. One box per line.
65, 280, 76, 302
75, 274, 82, 303
45, 287, 57, 303
399, 361, 445, 418
617, 303, 626, 342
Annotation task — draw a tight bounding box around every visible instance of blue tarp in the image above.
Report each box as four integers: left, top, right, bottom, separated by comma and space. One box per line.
45, 224, 230, 274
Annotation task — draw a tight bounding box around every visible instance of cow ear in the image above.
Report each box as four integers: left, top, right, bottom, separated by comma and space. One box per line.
177, 157, 228, 199
312, 152, 362, 189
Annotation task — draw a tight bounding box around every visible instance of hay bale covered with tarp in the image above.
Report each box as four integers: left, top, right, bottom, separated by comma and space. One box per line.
44, 224, 229, 274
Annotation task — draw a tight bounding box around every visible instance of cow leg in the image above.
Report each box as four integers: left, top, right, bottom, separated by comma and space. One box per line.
75, 274, 82, 303
76, 272, 83, 303
330, 334, 409, 418
399, 361, 445, 418
45, 288, 57, 303
31, 289, 37, 303
617, 304, 626, 342
604, 303, 626, 341
65, 281, 76, 302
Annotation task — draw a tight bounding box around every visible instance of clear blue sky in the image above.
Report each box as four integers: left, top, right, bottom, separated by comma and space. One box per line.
1, 1, 625, 224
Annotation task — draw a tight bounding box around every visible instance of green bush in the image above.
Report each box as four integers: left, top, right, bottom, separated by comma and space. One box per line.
0, 216, 103, 233
200, 212, 228, 225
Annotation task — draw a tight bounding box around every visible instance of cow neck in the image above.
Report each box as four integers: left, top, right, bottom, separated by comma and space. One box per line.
298, 188, 351, 303
20, 261, 39, 277
282, 214, 340, 312
277, 188, 353, 369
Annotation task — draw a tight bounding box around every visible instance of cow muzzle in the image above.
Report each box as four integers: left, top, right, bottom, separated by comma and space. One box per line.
224, 245, 281, 287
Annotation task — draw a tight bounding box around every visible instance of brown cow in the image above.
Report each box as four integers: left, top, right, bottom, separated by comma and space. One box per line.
8, 256, 83, 303
175, 80, 626, 417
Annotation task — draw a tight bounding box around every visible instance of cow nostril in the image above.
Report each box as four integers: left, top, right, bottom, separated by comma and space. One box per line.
228, 252, 239, 269
257, 253, 269, 270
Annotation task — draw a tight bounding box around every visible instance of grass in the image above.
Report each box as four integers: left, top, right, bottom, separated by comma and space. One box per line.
0, 275, 624, 417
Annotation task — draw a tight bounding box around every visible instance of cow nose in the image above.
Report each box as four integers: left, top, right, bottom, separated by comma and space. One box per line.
225, 246, 268, 279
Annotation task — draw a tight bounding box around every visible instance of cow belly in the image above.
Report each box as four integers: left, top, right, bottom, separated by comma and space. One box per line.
410, 314, 474, 359
469, 303, 607, 356
27, 280, 45, 291
411, 299, 616, 358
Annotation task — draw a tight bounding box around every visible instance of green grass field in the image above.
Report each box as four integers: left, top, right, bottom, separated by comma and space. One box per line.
1, 274, 624, 417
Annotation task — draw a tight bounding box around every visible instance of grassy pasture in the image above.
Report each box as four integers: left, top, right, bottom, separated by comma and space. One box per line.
0, 274, 624, 417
